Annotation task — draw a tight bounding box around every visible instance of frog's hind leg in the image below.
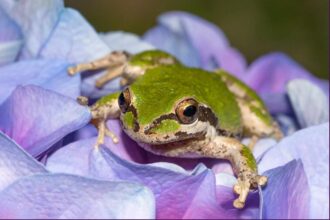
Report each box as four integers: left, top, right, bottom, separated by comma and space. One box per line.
237, 99, 283, 150
201, 136, 267, 209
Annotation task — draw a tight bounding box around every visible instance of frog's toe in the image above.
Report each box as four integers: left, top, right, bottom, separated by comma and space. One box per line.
105, 127, 119, 144
232, 181, 250, 209
233, 199, 245, 209
233, 183, 241, 194
257, 175, 268, 186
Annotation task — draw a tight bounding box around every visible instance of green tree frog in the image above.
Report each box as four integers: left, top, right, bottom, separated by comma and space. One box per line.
68, 50, 283, 209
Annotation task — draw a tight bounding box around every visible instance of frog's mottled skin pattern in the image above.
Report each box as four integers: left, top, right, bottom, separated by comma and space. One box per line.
129, 50, 181, 67
241, 145, 257, 171
215, 70, 272, 126
69, 49, 280, 209
130, 66, 242, 134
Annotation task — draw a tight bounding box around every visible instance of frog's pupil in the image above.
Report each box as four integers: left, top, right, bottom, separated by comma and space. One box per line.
183, 105, 197, 117
118, 92, 125, 107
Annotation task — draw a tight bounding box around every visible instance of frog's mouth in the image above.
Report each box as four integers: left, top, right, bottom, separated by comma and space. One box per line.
137, 138, 205, 158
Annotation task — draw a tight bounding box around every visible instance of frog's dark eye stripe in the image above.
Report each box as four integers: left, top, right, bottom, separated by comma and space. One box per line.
118, 88, 131, 113
176, 98, 199, 124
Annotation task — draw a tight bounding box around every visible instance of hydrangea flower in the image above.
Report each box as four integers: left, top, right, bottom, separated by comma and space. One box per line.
0, 1, 328, 219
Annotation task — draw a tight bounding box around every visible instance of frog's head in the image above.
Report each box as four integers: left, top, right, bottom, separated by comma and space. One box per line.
118, 87, 213, 146
122, 50, 181, 85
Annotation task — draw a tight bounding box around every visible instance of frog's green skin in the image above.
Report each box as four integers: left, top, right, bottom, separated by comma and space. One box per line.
121, 50, 181, 86
69, 50, 282, 209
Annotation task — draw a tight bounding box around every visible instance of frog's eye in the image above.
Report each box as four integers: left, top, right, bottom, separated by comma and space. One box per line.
118, 88, 131, 113
176, 99, 199, 124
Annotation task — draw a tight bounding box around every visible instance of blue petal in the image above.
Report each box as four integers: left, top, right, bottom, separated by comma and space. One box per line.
40, 8, 109, 63
100, 31, 155, 54
0, 0, 64, 59
0, 59, 80, 104
262, 160, 309, 219
0, 6, 22, 65
259, 123, 329, 218
0, 85, 91, 156
143, 11, 246, 75
39, 8, 123, 98
0, 131, 47, 192
287, 79, 329, 128
0, 173, 155, 219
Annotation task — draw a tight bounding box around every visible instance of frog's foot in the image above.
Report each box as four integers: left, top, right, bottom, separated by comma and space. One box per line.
76, 96, 89, 106
94, 120, 119, 149
95, 65, 125, 89
105, 126, 119, 144
247, 135, 258, 151
233, 174, 267, 209
272, 121, 283, 141
67, 51, 130, 76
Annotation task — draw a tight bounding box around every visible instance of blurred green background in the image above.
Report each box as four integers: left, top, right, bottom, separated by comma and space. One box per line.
65, 0, 329, 79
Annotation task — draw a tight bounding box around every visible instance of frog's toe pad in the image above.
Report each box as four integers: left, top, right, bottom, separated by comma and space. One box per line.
233, 199, 245, 209
257, 175, 268, 186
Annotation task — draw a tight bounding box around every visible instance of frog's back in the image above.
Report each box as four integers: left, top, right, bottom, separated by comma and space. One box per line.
130, 65, 242, 135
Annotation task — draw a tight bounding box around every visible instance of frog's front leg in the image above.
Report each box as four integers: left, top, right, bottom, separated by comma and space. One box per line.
201, 136, 267, 209
79, 93, 121, 148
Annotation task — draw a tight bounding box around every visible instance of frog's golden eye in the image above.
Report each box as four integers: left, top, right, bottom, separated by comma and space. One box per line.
118, 88, 131, 113
176, 98, 199, 124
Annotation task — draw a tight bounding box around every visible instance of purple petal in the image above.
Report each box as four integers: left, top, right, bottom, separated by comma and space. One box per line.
0, 131, 47, 192
143, 11, 246, 75
245, 52, 328, 94
274, 114, 299, 136
0, 0, 64, 59
100, 31, 155, 54
47, 140, 257, 219
0, 173, 155, 219
0, 59, 80, 104
0, 7, 22, 65
0, 85, 91, 156
287, 79, 329, 128
259, 123, 329, 218
260, 93, 293, 115
262, 160, 309, 219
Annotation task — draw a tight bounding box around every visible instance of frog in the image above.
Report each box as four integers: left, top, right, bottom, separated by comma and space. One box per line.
68, 50, 283, 209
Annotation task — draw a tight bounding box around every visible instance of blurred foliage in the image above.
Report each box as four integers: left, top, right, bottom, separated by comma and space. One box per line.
65, 0, 329, 79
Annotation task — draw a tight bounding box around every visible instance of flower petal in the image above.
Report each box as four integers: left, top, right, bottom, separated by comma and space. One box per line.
259, 93, 293, 115
0, 85, 91, 156
259, 123, 329, 218
0, 173, 155, 219
0, 131, 46, 192
0, 0, 64, 59
100, 31, 155, 54
40, 8, 109, 63
287, 79, 329, 128
0, 59, 80, 104
262, 160, 309, 219
143, 11, 246, 75
39, 8, 123, 98
48, 141, 255, 219
0, 7, 22, 65
245, 52, 328, 94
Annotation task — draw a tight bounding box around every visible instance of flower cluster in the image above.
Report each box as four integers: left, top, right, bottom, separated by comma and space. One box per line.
0, 1, 328, 219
